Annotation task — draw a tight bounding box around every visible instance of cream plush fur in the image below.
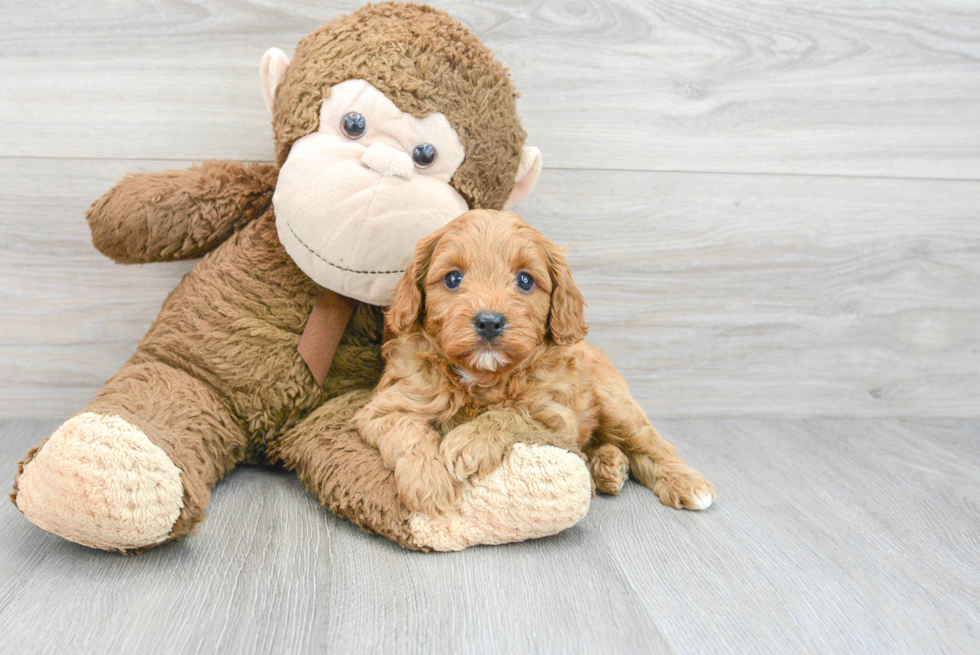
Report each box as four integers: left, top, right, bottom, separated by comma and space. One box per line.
274, 80, 470, 306
408, 443, 592, 551
16, 413, 185, 550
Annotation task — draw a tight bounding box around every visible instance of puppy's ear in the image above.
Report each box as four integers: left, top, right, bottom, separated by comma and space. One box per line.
546, 243, 588, 346
386, 229, 443, 335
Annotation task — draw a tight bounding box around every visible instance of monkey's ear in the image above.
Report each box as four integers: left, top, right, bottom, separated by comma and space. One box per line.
503, 147, 543, 210
385, 230, 443, 336
260, 48, 290, 116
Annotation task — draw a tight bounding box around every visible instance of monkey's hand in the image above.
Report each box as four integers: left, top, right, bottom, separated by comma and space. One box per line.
87, 160, 277, 264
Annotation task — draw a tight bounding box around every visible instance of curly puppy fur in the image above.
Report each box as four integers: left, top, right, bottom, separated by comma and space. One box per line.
354, 210, 717, 516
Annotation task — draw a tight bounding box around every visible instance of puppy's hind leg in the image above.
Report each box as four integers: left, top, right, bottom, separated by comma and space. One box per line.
588, 348, 716, 510
628, 439, 716, 510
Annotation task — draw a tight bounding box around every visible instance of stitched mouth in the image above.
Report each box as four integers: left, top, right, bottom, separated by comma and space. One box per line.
285, 220, 406, 276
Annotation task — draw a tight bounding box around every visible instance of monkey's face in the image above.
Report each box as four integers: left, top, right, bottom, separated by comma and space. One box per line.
273, 80, 470, 305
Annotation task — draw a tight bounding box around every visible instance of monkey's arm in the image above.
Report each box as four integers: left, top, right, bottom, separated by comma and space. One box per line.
87, 160, 277, 264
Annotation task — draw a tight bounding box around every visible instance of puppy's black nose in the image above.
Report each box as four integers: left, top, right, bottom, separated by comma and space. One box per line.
473, 312, 507, 341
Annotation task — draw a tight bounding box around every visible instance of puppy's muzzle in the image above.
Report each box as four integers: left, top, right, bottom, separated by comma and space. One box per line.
473, 311, 507, 341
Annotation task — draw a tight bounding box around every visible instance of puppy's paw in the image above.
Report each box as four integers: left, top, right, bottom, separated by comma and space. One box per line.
440, 426, 507, 481
588, 444, 630, 495
654, 467, 717, 510
395, 455, 460, 517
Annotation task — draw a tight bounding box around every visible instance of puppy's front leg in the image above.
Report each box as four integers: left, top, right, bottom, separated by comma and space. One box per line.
441, 410, 541, 481
354, 397, 459, 516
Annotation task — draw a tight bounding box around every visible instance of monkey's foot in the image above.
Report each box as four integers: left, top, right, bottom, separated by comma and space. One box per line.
407, 443, 591, 551
13, 413, 184, 551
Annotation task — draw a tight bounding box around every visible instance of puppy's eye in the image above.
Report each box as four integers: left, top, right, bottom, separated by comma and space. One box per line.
341, 112, 366, 139
412, 144, 437, 168
516, 272, 535, 291
444, 270, 463, 290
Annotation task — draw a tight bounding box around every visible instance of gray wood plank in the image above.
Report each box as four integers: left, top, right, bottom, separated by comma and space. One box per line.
2, 158, 977, 418
606, 418, 980, 654
1, 0, 979, 179
2, 418, 978, 654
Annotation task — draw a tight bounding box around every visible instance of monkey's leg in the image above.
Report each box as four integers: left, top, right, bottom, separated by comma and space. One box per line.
271, 390, 593, 552
270, 391, 417, 546
11, 360, 248, 552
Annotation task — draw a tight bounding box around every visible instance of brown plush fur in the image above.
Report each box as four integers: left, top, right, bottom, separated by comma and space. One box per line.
88, 160, 279, 264
269, 390, 421, 550
355, 210, 717, 516
11, 3, 532, 550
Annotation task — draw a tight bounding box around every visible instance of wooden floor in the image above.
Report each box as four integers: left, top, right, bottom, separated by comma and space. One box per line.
2, 418, 978, 654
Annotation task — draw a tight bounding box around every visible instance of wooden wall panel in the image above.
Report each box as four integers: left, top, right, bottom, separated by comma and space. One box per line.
1, 1, 979, 178
2, 159, 976, 418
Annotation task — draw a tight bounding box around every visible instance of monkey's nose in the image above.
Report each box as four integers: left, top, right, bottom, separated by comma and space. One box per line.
361, 142, 414, 179
473, 312, 507, 341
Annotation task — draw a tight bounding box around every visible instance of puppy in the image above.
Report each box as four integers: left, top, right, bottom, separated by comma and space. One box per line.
354, 209, 716, 516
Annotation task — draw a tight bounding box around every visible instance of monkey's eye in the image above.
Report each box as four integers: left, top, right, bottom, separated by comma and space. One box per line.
516, 272, 535, 292
412, 144, 437, 168
341, 112, 366, 139
444, 270, 463, 290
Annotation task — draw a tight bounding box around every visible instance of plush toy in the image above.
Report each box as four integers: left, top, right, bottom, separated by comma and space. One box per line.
10, 2, 593, 553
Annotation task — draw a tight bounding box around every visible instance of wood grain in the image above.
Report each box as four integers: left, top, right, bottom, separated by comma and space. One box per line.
1, 0, 979, 178
2, 418, 978, 654
2, 158, 977, 418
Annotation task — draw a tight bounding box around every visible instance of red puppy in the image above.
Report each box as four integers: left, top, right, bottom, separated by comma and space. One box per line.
354, 210, 716, 516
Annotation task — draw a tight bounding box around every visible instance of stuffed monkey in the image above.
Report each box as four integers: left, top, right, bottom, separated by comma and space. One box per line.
10, 3, 593, 553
